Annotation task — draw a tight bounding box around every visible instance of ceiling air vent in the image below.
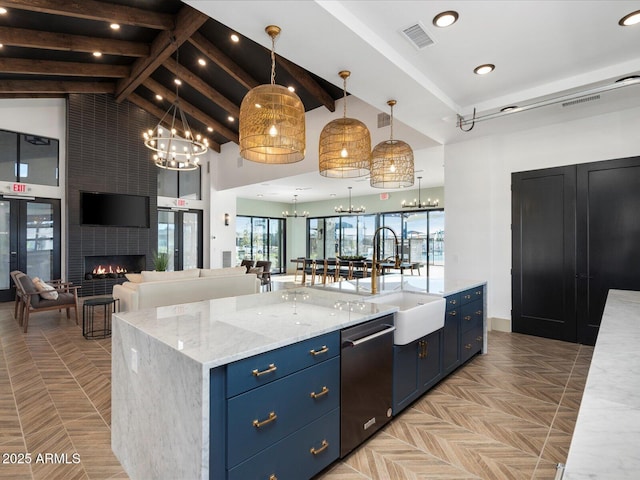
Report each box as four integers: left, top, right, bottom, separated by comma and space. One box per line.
562, 95, 600, 108
378, 112, 390, 128
401, 22, 434, 49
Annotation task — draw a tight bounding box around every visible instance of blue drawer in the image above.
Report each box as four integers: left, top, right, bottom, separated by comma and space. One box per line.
228, 408, 339, 480
227, 331, 339, 398
445, 293, 461, 311
461, 299, 483, 333
227, 356, 340, 468
461, 327, 483, 363
461, 286, 484, 305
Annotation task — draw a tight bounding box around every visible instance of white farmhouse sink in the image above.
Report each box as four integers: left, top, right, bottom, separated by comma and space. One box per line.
367, 292, 445, 345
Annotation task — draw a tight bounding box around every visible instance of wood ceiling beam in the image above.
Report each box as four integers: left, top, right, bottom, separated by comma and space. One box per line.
0, 26, 149, 57
276, 54, 336, 112
0, 80, 115, 94
128, 92, 221, 153
188, 32, 258, 91
115, 5, 208, 103
2, 0, 174, 30
161, 60, 240, 118
142, 77, 238, 144
0, 58, 129, 77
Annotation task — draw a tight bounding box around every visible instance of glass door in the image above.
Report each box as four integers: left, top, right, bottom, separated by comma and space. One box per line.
158, 209, 202, 271
0, 198, 61, 302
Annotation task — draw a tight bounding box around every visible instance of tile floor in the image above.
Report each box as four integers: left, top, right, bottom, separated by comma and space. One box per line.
0, 295, 593, 480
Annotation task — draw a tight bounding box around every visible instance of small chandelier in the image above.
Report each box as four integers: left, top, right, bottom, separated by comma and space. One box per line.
143, 48, 208, 171
239, 25, 306, 164
319, 70, 371, 178
283, 195, 309, 218
335, 186, 365, 214
402, 176, 439, 209
370, 100, 414, 188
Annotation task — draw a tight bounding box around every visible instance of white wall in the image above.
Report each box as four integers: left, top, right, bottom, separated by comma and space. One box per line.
444, 105, 640, 324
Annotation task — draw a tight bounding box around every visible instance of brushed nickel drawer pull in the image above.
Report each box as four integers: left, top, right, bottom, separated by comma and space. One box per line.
252, 363, 277, 377
464, 315, 471, 321
463, 294, 471, 300
449, 299, 457, 305
310, 386, 329, 399
310, 440, 329, 455
309, 345, 329, 356
253, 411, 277, 428
269, 475, 277, 480
448, 310, 457, 316
475, 290, 482, 295
476, 336, 483, 342
475, 310, 482, 315
464, 343, 472, 350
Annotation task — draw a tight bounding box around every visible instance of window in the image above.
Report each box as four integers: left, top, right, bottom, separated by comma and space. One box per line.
0, 129, 59, 186
158, 167, 201, 199
236, 216, 286, 273
306, 209, 444, 276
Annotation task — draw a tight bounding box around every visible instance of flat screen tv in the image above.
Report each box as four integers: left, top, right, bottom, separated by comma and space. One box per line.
81, 191, 150, 228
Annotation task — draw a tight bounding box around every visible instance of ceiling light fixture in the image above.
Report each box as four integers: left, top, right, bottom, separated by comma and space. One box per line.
500, 105, 518, 112
433, 11, 459, 27
335, 186, 365, 214
155, 94, 163, 101
198, 58, 206, 66
0, 7, 7, 15
93, 51, 102, 57
239, 25, 306, 164
283, 195, 309, 218
619, 10, 640, 26
230, 33, 240, 42
401, 177, 439, 209
474, 64, 495, 75
319, 70, 371, 178
110, 23, 120, 30
370, 100, 414, 189
143, 45, 208, 171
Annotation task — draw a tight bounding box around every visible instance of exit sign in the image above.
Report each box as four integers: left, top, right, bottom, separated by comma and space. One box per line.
176, 199, 187, 207
379, 192, 390, 200
12, 183, 27, 193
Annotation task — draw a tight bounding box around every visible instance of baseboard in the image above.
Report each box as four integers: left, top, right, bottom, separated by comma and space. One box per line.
488, 317, 511, 332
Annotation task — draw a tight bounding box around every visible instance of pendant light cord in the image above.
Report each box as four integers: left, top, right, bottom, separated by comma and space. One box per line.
389, 102, 394, 141
270, 35, 276, 85
342, 76, 347, 118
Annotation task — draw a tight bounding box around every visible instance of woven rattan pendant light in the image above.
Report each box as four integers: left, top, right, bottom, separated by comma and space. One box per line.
370, 100, 414, 188
239, 25, 305, 164
318, 70, 371, 178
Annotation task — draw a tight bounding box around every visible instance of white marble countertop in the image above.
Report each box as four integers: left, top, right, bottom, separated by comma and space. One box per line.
563, 289, 640, 479
314, 274, 486, 297
113, 287, 398, 369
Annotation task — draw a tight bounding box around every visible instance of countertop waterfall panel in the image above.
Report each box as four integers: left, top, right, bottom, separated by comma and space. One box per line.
563, 289, 640, 479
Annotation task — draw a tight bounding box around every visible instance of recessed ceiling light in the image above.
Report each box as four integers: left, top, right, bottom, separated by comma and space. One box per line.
207, 126, 214, 132
0, 7, 7, 15
155, 94, 163, 101
230, 33, 240, 42
619, 10, 640, 26
500, 105, 518, 112
616, 75, 640, 83
433, 10, 459, 28
287, 86, 295, 92
227, 116, 234, 122
198, 58, 206, 66
110, 23, 120, 30
93, 51, 102, 57
474, 64, 495, 75
0, 43, 3, 48
174, 78, 182, 86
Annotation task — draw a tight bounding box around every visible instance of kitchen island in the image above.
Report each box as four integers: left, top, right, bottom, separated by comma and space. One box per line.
111, 278, 486, 480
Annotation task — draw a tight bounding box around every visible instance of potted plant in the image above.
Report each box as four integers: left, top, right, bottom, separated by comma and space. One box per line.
151, 251, 169, 271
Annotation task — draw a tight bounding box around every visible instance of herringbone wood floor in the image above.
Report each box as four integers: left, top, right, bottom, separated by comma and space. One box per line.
0, 300, 593, 480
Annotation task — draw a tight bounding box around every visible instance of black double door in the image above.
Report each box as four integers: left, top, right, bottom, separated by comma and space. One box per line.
0, 198, 61, 302
512, 156, 640, 345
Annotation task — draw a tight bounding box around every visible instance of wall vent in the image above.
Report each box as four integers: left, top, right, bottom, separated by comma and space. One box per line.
562, 94, 600, 108
377, 112, 390, 128
401, 22, 434, 49
222, 250, 232, 268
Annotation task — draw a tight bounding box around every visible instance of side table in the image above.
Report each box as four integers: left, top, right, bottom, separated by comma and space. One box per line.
83, 296, 119, 339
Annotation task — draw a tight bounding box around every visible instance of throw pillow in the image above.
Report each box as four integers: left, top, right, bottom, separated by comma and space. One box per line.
33, 277, 59, 300
125, 273, 143, 283
199, 267, 247, 277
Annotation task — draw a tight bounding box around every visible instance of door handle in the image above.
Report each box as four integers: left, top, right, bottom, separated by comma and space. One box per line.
343, 325, 395, 347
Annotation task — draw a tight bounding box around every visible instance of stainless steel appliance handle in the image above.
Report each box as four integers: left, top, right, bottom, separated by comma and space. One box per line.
344, 325, 395, 347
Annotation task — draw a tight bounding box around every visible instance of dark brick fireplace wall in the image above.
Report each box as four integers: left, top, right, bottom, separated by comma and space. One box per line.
67, 94, 158, 296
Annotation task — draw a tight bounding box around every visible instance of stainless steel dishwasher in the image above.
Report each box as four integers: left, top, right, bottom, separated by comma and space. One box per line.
340, 314, 395, 457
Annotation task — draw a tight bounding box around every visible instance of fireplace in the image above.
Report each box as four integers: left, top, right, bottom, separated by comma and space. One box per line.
84, 255, 146, 280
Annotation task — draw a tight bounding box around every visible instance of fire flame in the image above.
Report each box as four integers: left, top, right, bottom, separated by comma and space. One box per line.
92, 264, 127, 275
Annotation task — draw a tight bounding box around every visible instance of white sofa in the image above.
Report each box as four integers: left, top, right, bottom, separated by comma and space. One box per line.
112, 267, 260, 312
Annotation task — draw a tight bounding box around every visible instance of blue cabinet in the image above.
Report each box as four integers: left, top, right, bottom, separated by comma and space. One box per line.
223, 331, 340, 478
442, 292, 461, 375
393, 329, 441, 414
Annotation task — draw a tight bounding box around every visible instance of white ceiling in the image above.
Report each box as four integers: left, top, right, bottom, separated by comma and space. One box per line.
187, 0, 640, 202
